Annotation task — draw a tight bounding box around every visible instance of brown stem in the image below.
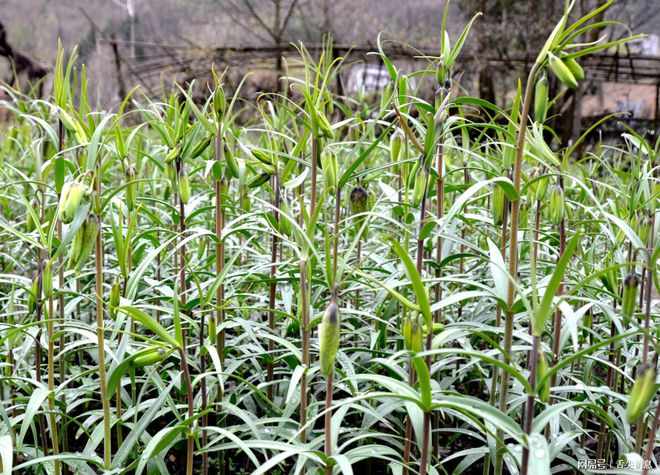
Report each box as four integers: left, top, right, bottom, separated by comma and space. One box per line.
179, 347, 195, 475
489, 199, 510, 408
35, 193, 49, 461
402, 366, 415, 475
200, 310, 208, 475
332, 187, 341, 282
324, 371, 334, 475
47, 294, 61, 475
354, 239, 362, 309
311, 137, 318, 217
638, 213, 657, 454
496, 62, 540, 475
643, 401, 660, 475
95, 213, 111, 468
214, 129, 226, 475
299, 259, 310, 443
301, 137, 319, 446
267, 173, 281, 401
641, 213, 656, 366
178, 166, 187, 309
56, 120, 69, 466
521, 335, 540, 475
215, 178, 225, 360
404, 165, 431, 473
550, 206, 566, 388
434, 139, 445, 326
596, 299, 618, 460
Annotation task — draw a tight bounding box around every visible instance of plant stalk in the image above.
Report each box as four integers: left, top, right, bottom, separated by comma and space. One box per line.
495, 62, 541, 475
267, 173, 281, 401
94, 171, 112, 469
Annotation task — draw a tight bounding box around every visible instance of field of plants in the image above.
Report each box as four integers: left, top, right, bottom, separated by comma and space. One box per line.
0, 1, 658, 474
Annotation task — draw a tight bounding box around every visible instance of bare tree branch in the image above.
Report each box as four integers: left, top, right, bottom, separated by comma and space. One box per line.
280, 0, 299, 37
241, 0, 278, 42
225, 0, 275, 43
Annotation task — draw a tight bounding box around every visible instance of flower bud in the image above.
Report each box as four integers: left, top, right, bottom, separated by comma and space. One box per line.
548, 53, 578, 89
190, 135, 212, 159
390, 129, 404, 163
59, 181, 85, 224
125, 165, 137, 211
402, 315, 423, 353
412, 165, 428, 208
110, 276, 121, 315
28, 273, 40, 315
321, 149, 338, 193
68, 213, 99, 272
536, 350, 550, 403
621, 272, 639, 326
435, 61, 446, 85
248, 172, 272, 189
213, 87, 226, 116
534, 75, 549, 123
251, 149, 273, 166
319, 300, 340, 376
626, 364, 657, 424
225, 145, 239, 180
42, 260, 52, 299
350, 186, 369, 232
563, 57, 584, 82
492, 186, 505, 226
165, 144, 182, 163
316, 109, 334, 140
178, 167, 191, 204
549, 184, 565, 226
68, 222, 84, 270
131, 346, 172, 368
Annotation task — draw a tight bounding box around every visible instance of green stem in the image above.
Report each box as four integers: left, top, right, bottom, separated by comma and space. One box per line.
179, 347, 195, 475
47, 291, 61, 475
324, 371, 334, 475
300, 136, 318, 446
495, 62, 540, 475
94, 172, 112, 469
267, 173, 281, 401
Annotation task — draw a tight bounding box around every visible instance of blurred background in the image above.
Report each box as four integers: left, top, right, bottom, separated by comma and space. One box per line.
1, 0, 659, 140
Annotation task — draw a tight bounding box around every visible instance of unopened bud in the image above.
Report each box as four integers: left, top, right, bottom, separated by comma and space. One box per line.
621, 272, 639, 326
319, 300, 341, 376
125, 166, 137, 211
548, 53, 578, 89
68, 213, 99, 272
42, 260, 52, 299
549, 184, 565, 226
321, 149, 338, 193
131, 346, 172, 368
178, 167, 191, 204
412, 165, 428, 208
534, 75, 549, 123
626, 364, 657, 424
492, 186, 505, 226
59, 181, 85, 224
390, 129, 404, 163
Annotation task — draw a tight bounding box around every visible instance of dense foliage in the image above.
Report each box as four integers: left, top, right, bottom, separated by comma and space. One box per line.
0, 1, 657, 474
